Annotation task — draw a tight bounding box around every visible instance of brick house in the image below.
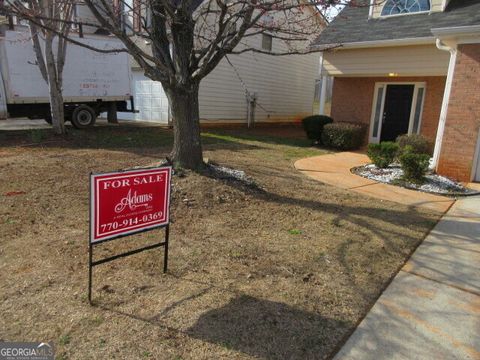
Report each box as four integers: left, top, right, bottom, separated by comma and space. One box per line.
313, 0, 480, 182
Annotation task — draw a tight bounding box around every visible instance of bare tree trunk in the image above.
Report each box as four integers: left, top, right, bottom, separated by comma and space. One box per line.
48, 80, 66, 134
165, 82, 204, 170
45, 33, 66, 135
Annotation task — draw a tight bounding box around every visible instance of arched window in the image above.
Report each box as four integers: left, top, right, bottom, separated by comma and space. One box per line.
381, 0, 430, 16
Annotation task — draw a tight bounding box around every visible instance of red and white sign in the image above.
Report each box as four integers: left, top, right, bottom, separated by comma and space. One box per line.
90, 167, 172, 243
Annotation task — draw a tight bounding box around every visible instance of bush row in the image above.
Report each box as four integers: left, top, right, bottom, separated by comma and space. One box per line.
301, 115, 333, 144
367, 134, 432, 183
301, 115, 366, 150
301, 116, 432, 183
321, 122, 365, 150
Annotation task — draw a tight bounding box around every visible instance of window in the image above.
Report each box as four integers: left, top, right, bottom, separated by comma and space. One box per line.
412, 87, 425, 134
381, 0, 430, 16
372, 85, 385, 139
262, 34, 272, 52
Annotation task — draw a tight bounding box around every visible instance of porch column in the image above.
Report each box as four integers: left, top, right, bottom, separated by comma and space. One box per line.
319, 75, 328, 115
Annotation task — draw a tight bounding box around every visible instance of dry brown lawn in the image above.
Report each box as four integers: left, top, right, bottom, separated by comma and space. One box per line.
0, 124, 439, 359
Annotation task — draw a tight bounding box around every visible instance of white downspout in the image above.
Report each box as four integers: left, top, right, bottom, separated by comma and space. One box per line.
432, 39, 457, 170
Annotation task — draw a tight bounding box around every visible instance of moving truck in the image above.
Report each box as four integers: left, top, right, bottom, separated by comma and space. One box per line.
0, 25, 134, 128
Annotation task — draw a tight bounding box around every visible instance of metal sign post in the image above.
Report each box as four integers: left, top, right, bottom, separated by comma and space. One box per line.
88, 166, 172, 304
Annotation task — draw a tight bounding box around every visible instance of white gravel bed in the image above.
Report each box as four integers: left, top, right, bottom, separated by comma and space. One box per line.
355, 163, 477, 195
208, 163, 259, 188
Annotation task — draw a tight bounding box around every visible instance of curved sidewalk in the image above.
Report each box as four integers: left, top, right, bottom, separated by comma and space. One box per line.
294, 152, 455, 214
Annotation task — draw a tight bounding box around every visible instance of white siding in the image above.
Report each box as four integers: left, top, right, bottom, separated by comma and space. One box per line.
323, 45, 449, 77
121, 37, 319, 124
199, 36, 319, 122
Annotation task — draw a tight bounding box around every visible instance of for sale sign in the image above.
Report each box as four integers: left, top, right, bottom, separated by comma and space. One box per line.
90, 167, 172, 243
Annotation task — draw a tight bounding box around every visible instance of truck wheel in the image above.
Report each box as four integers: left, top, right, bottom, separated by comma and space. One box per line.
44, 115, 52, 124
71, 105, 96, 129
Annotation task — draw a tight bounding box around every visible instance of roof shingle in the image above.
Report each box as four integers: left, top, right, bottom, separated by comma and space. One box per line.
312, 0, 480, 47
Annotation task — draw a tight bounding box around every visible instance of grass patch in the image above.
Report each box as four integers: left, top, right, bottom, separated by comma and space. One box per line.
0, 123, 439, 359
59, 334, 71, 346
288, 229, 302, 235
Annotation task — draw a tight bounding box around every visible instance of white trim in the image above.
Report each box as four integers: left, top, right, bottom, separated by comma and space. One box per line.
319, 75, 328, 115
408, 86, 419, 134
432, 25, 480, 38
432, 40, 457, 170
369, 82, 426, 143
379, 11, 430, 19
313, 37, 435, 50
369, 83, 386, 143
318, 52, 324, 78
413, 86, 426, 134
441, 0, 450, 11
368, 0, 375, 19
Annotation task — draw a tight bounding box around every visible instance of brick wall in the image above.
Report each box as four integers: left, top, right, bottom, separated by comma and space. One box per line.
437, 44, 480, 182
330, 76, 446, 145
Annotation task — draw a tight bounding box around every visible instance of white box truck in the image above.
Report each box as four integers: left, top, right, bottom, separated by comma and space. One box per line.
0, 25, 135, 128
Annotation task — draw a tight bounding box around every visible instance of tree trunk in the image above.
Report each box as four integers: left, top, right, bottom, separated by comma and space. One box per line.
166, 82, 204, 169
48, 81, 66, 135
45, 34, 66, 135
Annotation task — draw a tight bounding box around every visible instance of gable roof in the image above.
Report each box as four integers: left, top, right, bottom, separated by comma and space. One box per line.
312, 0, 480, 48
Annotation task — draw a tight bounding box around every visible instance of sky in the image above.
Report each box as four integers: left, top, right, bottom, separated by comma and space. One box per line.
321, 1, 348, 22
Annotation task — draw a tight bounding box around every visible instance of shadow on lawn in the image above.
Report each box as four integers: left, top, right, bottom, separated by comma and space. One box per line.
0, 125, 288, 154
205, 164, 438, 303
100, 292, 348, 360
202, 126, 312, 148
186, 294, 348, 359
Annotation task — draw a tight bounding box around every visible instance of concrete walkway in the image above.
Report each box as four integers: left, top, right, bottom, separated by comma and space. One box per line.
334, 196, 480, 360
294, 152, 455, 214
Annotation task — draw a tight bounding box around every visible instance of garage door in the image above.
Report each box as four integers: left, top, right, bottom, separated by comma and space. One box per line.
119, 71, 170, 124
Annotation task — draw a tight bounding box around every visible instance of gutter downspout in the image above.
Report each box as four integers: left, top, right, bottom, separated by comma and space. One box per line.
432, 39, 457, 170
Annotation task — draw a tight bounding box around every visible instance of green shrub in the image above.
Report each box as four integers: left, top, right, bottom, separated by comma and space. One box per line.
321, 122, 365, 150
399, 146, 430, 183
367, 142, 399, 168
301, 115, 334, 143
396, 134, 431, 155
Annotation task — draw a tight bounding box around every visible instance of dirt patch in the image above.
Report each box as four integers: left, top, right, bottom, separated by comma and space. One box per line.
0, 125, 439, 359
